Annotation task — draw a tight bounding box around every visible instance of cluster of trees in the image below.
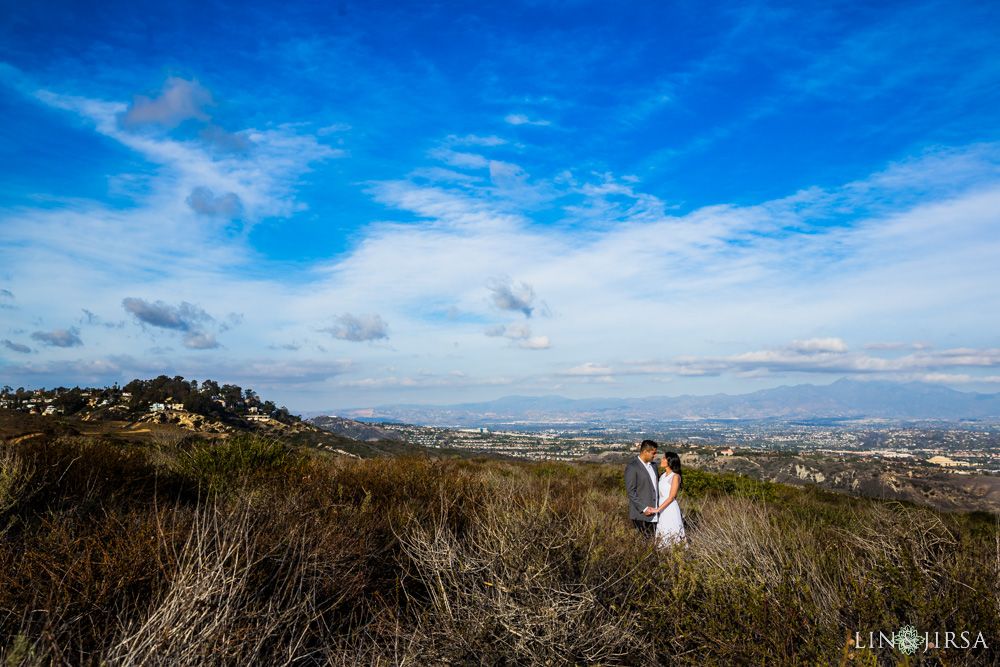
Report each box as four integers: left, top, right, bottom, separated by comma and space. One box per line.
0, 386, 88, 412
1, 377, 299, 424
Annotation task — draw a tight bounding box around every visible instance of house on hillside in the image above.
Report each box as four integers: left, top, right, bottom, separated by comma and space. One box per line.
149, 403, 166, 413
718, 447, 735, 456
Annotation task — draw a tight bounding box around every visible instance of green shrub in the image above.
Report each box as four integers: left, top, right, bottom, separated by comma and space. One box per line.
176, 435, 287, 492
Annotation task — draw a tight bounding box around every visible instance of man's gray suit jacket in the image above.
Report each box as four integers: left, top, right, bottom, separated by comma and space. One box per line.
625, 457, 658, 522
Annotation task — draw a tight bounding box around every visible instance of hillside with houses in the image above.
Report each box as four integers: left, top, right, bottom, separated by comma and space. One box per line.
0, 375, 297, 425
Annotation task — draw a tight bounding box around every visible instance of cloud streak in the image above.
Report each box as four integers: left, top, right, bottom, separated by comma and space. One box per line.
2, 340, 31, 353
504, 113, 551, 126
123, 298, 212, 331
31, 328, 83, 348
122, 298, 221, 350
617, 339, 1000, 379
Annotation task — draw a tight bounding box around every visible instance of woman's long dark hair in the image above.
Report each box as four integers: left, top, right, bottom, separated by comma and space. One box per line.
662, 451, 683, 492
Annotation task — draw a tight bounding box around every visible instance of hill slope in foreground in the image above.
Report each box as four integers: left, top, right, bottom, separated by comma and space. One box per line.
0, 412, 997, 664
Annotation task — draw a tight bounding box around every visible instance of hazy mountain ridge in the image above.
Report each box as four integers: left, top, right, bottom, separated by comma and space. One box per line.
324, 379, 1000, 426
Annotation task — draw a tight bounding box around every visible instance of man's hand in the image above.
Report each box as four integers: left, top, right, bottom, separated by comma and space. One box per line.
643, 507, 655, 516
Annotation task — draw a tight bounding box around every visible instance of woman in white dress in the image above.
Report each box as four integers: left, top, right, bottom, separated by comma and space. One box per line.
652, 451, 686, 548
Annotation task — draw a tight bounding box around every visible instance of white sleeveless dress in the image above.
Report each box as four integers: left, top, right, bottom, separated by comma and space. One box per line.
656, 472, 686, 547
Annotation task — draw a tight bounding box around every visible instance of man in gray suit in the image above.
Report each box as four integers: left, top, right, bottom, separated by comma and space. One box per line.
625, 439, 659, 538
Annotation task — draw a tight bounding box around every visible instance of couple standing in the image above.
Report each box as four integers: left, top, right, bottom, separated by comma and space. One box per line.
625, 440, 686, 547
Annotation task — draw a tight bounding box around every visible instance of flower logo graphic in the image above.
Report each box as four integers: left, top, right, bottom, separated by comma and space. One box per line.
896, 625, 921, 655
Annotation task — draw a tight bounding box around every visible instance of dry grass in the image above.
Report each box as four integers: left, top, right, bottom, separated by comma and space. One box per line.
392, 477, 651, 664
0, 434, 997, 666
0, 448, 32, 522
106, 502, 329, 666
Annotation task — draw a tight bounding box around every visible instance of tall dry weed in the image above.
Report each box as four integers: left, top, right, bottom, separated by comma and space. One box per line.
0, 446, 33, 520
685, 495, 843, 621
106, 499, 335, 666
392, 471, 655, 665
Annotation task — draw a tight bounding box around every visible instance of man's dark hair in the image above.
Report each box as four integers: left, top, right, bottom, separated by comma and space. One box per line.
639, 439, 658, 453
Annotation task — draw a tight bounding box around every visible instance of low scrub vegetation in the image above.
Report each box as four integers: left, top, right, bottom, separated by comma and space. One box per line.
0, 433, 997, 665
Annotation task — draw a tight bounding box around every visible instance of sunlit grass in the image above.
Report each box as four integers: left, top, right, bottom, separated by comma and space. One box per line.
0, 433, 996, 665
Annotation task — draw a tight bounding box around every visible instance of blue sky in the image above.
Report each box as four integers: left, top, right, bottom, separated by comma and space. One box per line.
2, 0, 1000, 411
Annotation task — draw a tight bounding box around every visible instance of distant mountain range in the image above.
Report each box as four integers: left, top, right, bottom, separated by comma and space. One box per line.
307, 379, 1000, 427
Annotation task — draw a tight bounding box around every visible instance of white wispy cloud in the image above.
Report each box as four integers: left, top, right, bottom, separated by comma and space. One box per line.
518, 336, 551, 350
31, 82, 341, 225
560, 362, 614, 376
862, 341, 933, 351
615, 340, 1000, 379
338, 373, 517, 391
505, 113, 551, 126
921, 373, 1000, 384
428, 148, 490, 169
446, 134, 507, 146
503, 322, 532, 339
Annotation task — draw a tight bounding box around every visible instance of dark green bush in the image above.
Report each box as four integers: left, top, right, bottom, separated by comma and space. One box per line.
176, 434, 287, 492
